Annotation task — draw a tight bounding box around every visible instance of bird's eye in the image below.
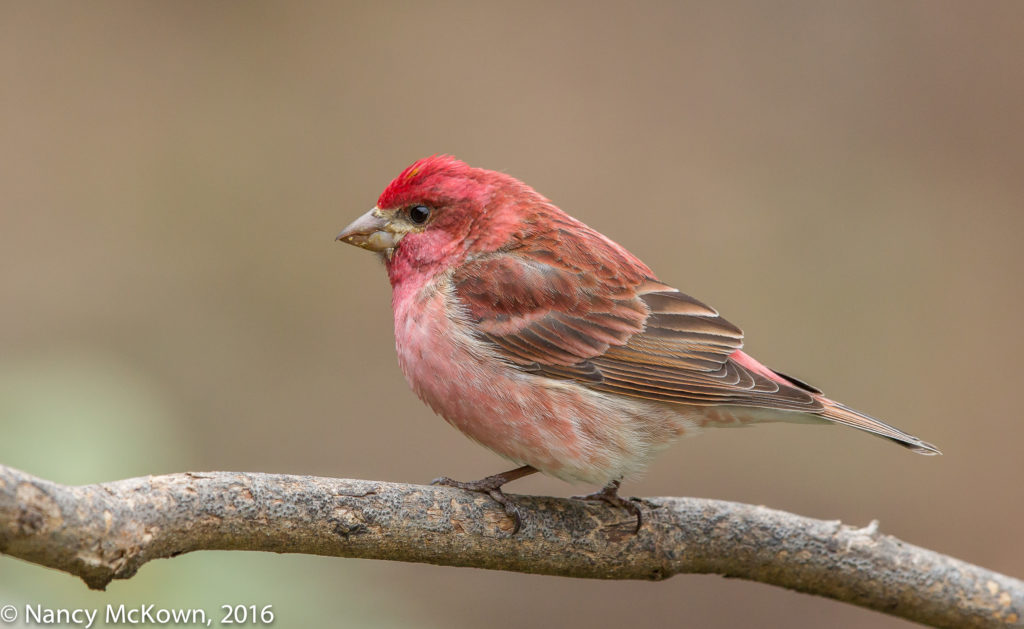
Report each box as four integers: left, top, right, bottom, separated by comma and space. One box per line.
408, 205, 431, 224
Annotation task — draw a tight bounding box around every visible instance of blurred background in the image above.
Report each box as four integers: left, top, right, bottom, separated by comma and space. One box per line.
1, 2, 1022, 627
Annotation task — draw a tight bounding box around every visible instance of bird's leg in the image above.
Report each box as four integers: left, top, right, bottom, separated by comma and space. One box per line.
573, 479, 643, 532
431, 465, 537, 534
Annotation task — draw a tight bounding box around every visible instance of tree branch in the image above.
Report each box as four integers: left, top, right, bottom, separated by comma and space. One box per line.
0, 464, 1019, 628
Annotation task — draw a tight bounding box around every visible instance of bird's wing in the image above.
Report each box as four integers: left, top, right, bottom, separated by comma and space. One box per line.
452, 250, 821, 413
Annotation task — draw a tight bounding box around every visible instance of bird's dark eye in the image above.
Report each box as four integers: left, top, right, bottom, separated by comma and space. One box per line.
408, 205, 431, 224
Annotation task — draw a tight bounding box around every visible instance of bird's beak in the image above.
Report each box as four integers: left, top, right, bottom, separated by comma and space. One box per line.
335, 208, 403, 254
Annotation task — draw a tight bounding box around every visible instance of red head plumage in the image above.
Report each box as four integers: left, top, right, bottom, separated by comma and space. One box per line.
376, 155, 483, 210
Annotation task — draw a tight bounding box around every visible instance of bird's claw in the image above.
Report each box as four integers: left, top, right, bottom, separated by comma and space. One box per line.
430, 475, 501, 492
430, 466, 536, 534
483, 489, 525, 534
573, 480, 644, 533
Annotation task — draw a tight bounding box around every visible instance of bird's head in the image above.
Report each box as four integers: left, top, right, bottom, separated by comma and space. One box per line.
337, 155, 550, 282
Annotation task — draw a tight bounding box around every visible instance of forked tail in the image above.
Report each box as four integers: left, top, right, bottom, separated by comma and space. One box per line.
818, 399, 941, 455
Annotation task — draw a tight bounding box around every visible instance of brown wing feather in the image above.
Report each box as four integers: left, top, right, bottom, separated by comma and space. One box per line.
453, 246, 821, 414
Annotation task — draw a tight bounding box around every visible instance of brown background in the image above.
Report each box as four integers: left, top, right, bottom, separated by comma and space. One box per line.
1, 2, 1022, 627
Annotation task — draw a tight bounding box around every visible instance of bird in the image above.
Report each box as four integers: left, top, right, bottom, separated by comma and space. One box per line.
336, 155, 940, 532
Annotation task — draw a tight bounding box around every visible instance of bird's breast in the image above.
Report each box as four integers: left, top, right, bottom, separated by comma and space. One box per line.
391, 275, 542, 449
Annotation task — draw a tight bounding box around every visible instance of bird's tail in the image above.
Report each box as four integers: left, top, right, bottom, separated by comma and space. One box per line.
817, 399, 941, 455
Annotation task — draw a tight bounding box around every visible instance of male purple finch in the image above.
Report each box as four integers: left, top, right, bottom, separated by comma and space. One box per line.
337, 156, 939, 531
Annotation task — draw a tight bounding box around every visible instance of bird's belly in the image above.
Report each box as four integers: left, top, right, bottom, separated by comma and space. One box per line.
392, 283, 689, 484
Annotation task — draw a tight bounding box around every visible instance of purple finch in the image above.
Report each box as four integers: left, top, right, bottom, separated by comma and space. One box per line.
337, 156, 939, 530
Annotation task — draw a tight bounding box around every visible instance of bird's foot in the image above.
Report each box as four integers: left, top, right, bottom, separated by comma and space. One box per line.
573, 479, 643, 533
431, 465, 537, 534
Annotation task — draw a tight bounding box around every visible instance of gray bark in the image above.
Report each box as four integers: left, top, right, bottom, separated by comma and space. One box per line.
0, 463, 1020, 628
